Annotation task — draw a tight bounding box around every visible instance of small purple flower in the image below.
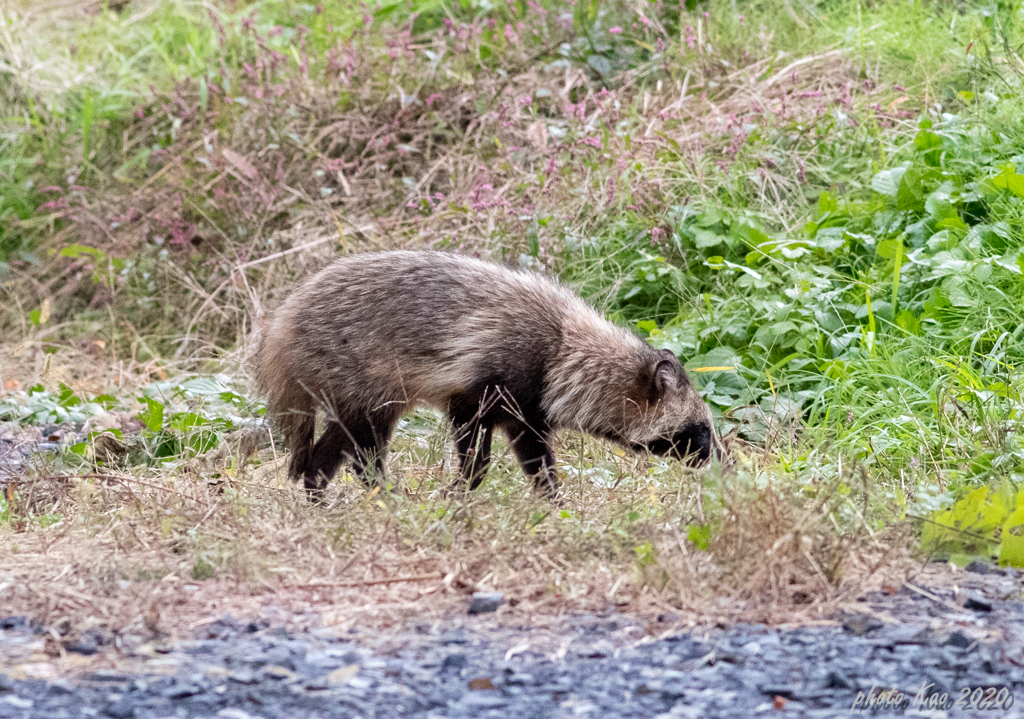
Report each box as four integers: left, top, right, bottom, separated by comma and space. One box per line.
608, 26, 623, 34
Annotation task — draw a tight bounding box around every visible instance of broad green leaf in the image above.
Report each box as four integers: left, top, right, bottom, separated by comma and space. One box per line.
732, 222, 769, 247
871, 167, 907, 198
697, 208, 723, 227
754, 321, 798, 346
92, 394, 118, 409
896, 168, 924, 211
634, 540, 657, 567
914, 128, 942, 166
875, 238, 903, 260
925, 182, 957, 220
58, 384, 80, 408
816, 190, 838, 216
140, 398, 164, 432
722, 259, 762, 280
170, 412, 210, 432
687, 523, 712, 551
895, 310, 921, 335
935, 215, 968, 233
921, 485, 1009, 556
940, 276, 974, 308
814, 227, 845, 252
693, 228, 723, 248
179, 377, 231, 396
778, 242, 809, 259
586, 54, 611, 76
949, 553, 983, 568
686, 347, 742, 375
999, 506, 1024, 567
985, 164, 1024, 197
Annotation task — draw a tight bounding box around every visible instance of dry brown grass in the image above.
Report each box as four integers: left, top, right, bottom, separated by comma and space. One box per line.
0, 469, 911, 635
0, 350, 919, 642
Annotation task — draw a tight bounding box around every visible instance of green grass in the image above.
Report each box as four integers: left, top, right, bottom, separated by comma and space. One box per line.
2, 0, 1024, 612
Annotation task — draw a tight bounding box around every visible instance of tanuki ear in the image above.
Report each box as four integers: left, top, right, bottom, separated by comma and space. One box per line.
651, 349, 685, 399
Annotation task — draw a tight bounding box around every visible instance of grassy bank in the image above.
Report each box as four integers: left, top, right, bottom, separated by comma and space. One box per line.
1, 0, 1023, 626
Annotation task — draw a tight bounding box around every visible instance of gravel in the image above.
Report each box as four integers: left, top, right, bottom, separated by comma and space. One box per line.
2, 580, 1024, 718
467, 593, 505, 616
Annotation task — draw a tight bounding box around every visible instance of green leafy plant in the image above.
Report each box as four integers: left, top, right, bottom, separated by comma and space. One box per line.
921, 484, 1024, 568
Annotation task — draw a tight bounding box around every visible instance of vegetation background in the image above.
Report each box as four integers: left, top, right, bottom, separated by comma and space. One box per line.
1, 0, 1023, 633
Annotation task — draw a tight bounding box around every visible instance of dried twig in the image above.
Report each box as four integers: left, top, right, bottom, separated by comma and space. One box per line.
295, 572, 443, 589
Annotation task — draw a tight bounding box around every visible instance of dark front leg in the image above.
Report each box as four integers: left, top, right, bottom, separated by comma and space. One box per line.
347, 406, 401, 489
304, 422, 354, 503
506, 423, 559, 499
454, 422, 494, 490
304, 406, 400, 503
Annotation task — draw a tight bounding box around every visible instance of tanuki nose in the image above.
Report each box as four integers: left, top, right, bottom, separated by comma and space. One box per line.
676, 422, 712, 466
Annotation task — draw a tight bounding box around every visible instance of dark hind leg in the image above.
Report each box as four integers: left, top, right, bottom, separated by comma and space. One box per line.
505, 421, 559, 499
285, 410, 316, 484
453, 422, 494, 490
468, 425, 493, 491
449, 387, 501, 491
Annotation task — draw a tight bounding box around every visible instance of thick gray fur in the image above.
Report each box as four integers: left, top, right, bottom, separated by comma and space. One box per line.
254, 250, 718, 500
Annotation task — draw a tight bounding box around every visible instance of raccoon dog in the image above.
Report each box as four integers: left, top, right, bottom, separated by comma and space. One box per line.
255, 251, 718, 500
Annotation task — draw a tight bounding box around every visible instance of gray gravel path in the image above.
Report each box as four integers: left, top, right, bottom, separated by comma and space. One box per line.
2, 579, 1024, 719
